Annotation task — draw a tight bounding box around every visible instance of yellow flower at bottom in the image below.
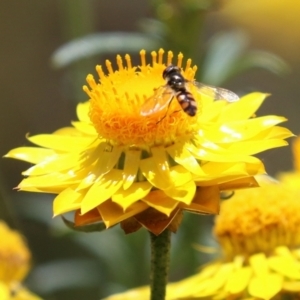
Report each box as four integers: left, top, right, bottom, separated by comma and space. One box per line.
5, 49, 292, 235
105, 184, 300, 300
0, 221, 41, 300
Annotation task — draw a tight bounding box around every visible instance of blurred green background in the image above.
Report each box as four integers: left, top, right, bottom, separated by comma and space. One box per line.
0, 1, 299, 299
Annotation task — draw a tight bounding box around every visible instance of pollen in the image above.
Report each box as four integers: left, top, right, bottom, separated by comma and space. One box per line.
83, 49, 200, 147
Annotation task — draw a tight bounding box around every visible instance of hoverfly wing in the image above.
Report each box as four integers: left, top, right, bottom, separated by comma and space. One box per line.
191, 81, 240, 103
140, 86, 174, 116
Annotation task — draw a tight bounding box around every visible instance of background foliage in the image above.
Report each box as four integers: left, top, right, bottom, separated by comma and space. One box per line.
0, 1, 299, 299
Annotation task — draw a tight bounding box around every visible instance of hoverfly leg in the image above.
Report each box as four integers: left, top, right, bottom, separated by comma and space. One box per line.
156, 96, 175, 124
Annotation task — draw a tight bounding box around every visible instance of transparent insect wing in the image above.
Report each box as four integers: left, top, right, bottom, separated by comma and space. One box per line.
140, 86, 174, 116
191, 81, 240, 102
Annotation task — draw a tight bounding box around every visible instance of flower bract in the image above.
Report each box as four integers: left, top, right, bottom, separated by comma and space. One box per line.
5, 49, 293, 235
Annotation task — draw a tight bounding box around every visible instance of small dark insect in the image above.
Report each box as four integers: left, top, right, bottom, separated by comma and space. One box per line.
141, 65, 239, 119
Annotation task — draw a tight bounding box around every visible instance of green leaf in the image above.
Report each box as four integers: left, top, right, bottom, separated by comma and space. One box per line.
201, 30, 290, 85
234, 50, 290, 77
62, 216, 107, 233
51, 32, 158, 69
201, 30, 248, 85
27, 259, 101, 293
138, 18, 166, 40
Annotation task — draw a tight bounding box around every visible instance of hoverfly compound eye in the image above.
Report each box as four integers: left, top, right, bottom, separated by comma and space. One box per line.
163, 65, 181, 79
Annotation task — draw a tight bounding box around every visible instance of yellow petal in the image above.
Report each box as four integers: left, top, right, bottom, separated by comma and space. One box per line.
200, 162, 249, 178
98, 200, 148, 228
188, 143, 260, 164
268, 255, 300, 279
71, 121, 97, 135
23, 152, 81, 176
201, 160, 265, 178
4, 147, 56, 164
208, 116, 287, 143
166, 143, 206, 176
249, 253, 269, 276
93, 143, 123, 176
219, 92, 267, 122
104, 286, 150, 300
202, 262, 235, 293
167, 264, 223, 298
248, 273, 283, 300
76, 101, 90, 122
122, 149, 141, 190
0, 283, 10, 299
112, 181, 152, 210
226, 139, 289, 155
225, 266, 252, 294
142, 190, 178, 216
248, 254, 284, 298
256, 125, 293, 140
53, 126, 80, 136
76, 173, 97, 190
199, 98, 227, 123
151, 146, 171, 182
53, 188, 83, 215
167, 273, 211, 298
164, 180, 196, 205
169, 165, 193, 186
140, 157, 172, 190
27, 134, 95, 152
81, 169, 123, 213
18, 173, 79, 193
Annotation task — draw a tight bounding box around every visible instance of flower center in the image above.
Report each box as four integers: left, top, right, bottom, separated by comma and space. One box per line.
83, 49, 200, 147
214, 185, 300, 260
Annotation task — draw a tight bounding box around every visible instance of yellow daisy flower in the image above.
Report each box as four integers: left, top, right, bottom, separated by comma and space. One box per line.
5, 49, 292, 235
279, 136, 300, 190
0, 221, 41, 300
105, 183, 300, 300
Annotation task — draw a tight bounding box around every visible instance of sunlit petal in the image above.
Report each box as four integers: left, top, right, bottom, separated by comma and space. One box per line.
140, 157, 172, 190
112, 181, 152, 210
27, 134, 95, 152
166, 143, 205, 176
53, 188, 83, 215
122, 149, 141, 190
4, 147, 56, 164
249, 273, 283, 299
164, 181, 196, 205
81, 169, 123, 213
219, 92, 267, 122
77, 101, 90, 122
71, 121, 98, 135
225, 266, 252, 293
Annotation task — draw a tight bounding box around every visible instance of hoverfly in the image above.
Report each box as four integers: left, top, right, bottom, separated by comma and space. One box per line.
140, 65, 239, 119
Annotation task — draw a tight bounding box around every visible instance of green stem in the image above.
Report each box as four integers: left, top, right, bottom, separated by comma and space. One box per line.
150, 229, 171, 300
